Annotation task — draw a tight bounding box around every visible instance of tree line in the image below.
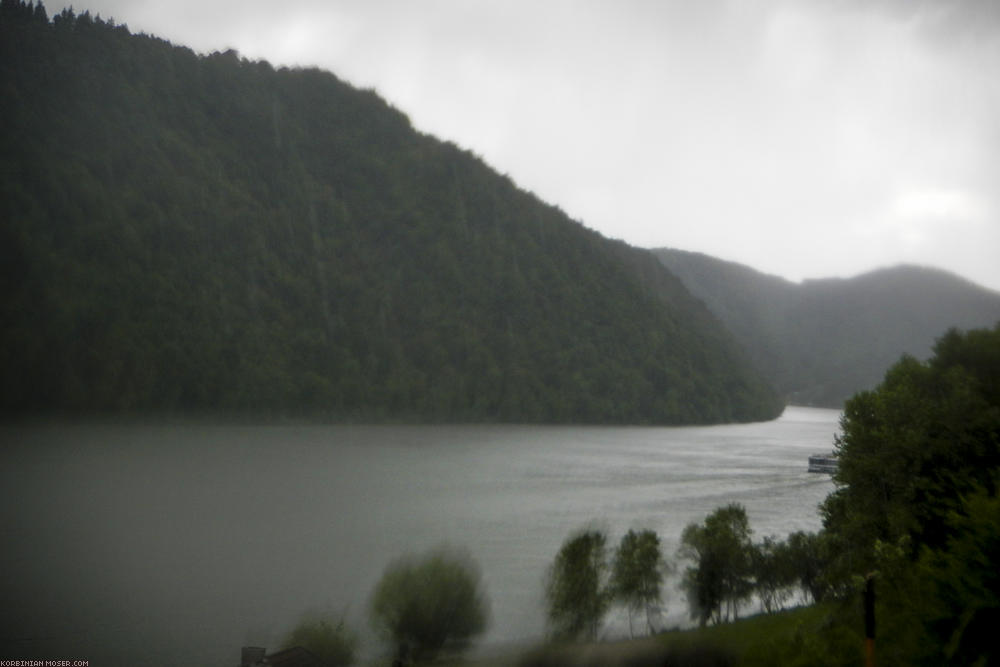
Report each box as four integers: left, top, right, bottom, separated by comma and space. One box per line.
284, 508, 824, 665
544, 509, 824, 641
542, 324, 1000, 664
1, 0, 781, 424
264, 324, 999, 666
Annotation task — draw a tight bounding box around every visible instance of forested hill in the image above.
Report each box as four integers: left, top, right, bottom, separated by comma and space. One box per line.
653, 248, 1000, 407
0, 4, 782, 424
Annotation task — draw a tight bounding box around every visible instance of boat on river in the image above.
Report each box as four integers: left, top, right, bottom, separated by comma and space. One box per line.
808, 453, 838, 474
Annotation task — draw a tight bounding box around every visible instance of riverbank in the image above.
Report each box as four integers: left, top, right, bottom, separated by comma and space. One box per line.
1, 412, 837, 665
433, 602, 861, 666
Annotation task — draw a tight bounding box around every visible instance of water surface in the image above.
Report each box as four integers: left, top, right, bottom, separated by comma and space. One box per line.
0, 406, 838, 665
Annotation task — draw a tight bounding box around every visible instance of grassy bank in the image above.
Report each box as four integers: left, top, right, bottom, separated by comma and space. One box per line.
441, 603, 864, 667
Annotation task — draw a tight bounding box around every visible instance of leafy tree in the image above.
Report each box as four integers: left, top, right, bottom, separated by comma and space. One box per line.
784, 530, 829, 603
916, 485, 1000, 666
856, 485, 1000, 667
811, 325, 1000, 664
821, 325, 1000, 578
679, 503, 755, 626
282, 613, 357, 666
751, 536, 795, 613
610, 529, 668, 637
369, 547, 489, 663
545, 529, 610, 641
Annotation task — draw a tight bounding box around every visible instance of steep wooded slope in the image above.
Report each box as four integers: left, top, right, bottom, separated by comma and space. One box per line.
653, 248, 1000, 407
0, 4, 782, 423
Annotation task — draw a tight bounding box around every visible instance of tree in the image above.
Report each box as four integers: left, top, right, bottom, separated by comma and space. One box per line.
784, 530, 829, 603
860, 485, 1000, 667
916, 485, 1000, 666
282, 613, 357, 666
369, 546, 489, 663
813, 325, 1000, 664
679, 503, 755, 626
610, 529, 668, 637
751, 536, 794, 613
545, 529, 610, 641
821, 325, 1000, 578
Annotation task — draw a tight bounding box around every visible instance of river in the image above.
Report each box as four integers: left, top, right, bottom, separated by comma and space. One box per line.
0, 406, 839, 665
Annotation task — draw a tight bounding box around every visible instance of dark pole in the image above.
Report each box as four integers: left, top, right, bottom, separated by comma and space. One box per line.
864, 574, 876, 667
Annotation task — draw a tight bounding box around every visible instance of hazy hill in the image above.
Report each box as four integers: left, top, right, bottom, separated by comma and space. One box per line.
653, 248, 1000, 407
0, 3, 782, 423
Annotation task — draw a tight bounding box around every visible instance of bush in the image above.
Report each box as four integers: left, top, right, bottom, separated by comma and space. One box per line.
282, 613, 357, 666
369, 546, 490, 663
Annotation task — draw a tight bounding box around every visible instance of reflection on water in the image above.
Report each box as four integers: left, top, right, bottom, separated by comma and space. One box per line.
0, 406, 838, 665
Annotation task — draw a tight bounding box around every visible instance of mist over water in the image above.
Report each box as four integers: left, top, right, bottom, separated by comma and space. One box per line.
0, 407, 838, 665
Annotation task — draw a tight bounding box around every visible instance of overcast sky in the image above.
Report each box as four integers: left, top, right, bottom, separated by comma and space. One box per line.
50, 0, 1000, 291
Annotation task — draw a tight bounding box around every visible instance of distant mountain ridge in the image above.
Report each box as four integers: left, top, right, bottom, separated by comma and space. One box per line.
0, 3, 782, 423
652, 248, 1000, 407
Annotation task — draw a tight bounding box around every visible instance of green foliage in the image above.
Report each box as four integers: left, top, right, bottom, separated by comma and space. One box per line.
750, 536, 795, 614
811, 325, 1000, 664
0, 0, 783, 424
282, 613, 357, 666
869, 486, 1000, 666
545, 529, 610, 641
527, 603, 862, 667
750, 531, 837, 612
679, 503, 755, 626
918, 486, 1000, 666
821, 325, 1000, 576
610, 529, 669, 637
659, 603, 860, 667
368, 546, 489, 663
783, 530, 831, 603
